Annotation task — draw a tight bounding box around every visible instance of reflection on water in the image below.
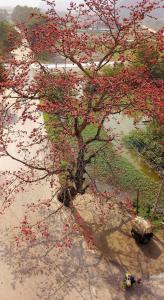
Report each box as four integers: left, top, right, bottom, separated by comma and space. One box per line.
104, 114, 161, 183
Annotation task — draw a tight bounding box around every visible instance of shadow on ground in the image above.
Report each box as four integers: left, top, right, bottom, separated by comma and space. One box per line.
0, 195, 164, 300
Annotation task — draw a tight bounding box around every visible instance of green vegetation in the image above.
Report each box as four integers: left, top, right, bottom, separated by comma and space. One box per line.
43, 113, 108, 167
0, 63, 5, 86
87, 137, 160, 213
11, 5, 40, 25
131, 42, 164, 79
123, 123, 164, 171
0, 21, 20, 57
101, 63, 125, 76
151, 60, 164, 80
11, 6, 52, 62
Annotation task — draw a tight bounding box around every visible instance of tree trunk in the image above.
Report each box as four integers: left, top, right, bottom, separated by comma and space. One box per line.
57, 186, 77, 207
74, 147, 86, 194
57, 148, 87, 207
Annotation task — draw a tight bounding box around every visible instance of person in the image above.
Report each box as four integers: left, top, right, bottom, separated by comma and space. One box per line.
130, 274, 136, 285
123, 273, 136, 288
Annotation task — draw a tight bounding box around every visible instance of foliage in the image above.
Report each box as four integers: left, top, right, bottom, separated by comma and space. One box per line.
84, 130, 162, 223
11, 5, 40, 25
151, 60, 164, 80
101, 63, 125, 77
87, 135, 160, 207
0, 63, 6, 85
0, 21, 20, 57
11, 6, 51, 62
123, 123, 164, 170
131, 42, 164, 79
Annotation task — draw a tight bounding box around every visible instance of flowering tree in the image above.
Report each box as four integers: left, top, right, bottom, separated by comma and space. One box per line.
0, 0, 163, 213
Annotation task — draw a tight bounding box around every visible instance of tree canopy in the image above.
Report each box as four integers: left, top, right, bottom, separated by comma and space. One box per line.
11, 5, 41, 26
1, 0, 163, 211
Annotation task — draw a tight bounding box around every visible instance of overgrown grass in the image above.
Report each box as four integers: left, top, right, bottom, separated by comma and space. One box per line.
89, 145, 160, 206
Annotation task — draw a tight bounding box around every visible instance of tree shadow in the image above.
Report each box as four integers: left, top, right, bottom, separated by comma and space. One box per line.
138, 239, 161, 259
98, 226, 163, 272
153, 233, 164, 247
122, 284, 162, 300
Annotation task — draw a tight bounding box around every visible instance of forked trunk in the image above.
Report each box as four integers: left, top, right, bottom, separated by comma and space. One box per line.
58, 148, 87, 207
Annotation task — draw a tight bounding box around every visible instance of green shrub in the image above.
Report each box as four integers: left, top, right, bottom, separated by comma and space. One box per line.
123, 124, 164, 170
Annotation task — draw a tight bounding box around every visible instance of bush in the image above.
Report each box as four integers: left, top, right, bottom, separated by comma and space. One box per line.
123, 124, 164, 170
